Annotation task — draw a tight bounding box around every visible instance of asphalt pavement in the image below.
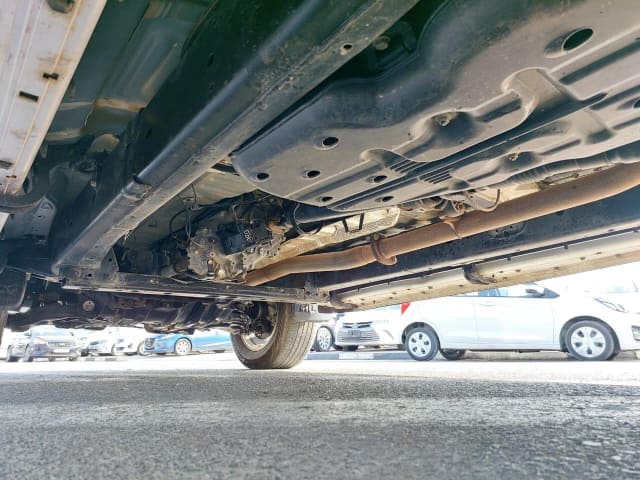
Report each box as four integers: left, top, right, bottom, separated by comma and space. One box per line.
1, 353, 639, 479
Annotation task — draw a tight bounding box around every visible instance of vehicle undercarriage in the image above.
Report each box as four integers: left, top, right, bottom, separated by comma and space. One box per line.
1, 0, 640, 368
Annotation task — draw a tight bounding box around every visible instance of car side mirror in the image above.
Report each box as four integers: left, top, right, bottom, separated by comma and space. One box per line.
525, 285, 545, 297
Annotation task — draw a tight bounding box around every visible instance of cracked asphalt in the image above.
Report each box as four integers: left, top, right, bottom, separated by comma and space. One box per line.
1, 354, 639, 479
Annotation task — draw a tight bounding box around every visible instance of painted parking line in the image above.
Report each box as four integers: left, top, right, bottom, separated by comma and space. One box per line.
306, 351, 410, 361
82, 356, 121, 362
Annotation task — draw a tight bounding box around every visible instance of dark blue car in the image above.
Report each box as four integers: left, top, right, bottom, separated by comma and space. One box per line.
144, 329, 232, 356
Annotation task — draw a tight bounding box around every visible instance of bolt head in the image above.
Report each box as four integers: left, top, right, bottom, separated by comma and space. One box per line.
82, 300, 96, 312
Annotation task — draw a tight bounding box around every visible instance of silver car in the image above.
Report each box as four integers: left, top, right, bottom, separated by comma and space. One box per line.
5, 326, 81, 362
334, 305, 404, 351
403, 284, 640, 361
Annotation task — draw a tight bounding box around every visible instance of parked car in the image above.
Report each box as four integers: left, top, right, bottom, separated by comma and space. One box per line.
5, 326, 81, 362
334, 305, 404, 351
402, 284, 640, 361
145, 329, 232, 356
87, 327, 148, 356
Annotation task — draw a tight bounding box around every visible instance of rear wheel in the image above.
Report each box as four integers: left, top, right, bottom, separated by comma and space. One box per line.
440, 349, 466, 361
231, 303, 315, 369
405, 327, 439, 361
313, 326, 334, 352
565, 320, 615, 361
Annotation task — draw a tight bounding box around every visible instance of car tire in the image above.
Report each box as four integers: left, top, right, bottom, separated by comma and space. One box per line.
111, 344, 123, 356
174, 338, 192, 356
68, 356, 78, 362
405, 326, 439, 361
5, 346, 18, 363
137, 341, 148, 356
313, 326, 334, 352
48, 358, 56, 362
231, 303, 315, 369
440, 349, 466, 361
23, 347, 34, 362
333, 345, 344, 351
565, 320, 616, 361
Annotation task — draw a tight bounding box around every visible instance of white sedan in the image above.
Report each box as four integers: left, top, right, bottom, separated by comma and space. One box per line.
87, 327, 148, 356
336, 284, 640, 361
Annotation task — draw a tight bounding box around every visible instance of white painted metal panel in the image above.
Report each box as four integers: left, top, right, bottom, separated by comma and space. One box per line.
0, 0, 106, 230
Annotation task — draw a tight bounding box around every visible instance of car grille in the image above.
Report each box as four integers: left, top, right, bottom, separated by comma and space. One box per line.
145, 338, 156, 349
341, 322, 372, 329
49, 342, 73, 348
337, 322, 380, 343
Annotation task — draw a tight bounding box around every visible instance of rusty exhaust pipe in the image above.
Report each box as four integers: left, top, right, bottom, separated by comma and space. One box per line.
245, 163, 640, 286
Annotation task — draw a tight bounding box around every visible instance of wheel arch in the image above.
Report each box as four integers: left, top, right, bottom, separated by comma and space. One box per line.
401, 321, 440, 345
559, 316, 620, 352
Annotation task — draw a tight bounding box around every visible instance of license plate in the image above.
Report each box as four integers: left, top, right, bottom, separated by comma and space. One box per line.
347, 330, 361, 338
53, 348, 69, 353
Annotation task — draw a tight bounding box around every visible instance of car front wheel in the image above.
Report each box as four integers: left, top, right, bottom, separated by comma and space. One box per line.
231, 303, 315, 369
313, 326, 334, 352
23, 347, 34, 362
137, 341, 148, 356
174, 338, 192, 356
5, 346, 18, 363
565, 320, 616, 361
405, 327, 439, 361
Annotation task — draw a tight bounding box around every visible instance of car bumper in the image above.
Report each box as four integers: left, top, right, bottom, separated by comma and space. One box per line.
149, 344, 173, 354
615, 323, 640, 351
29, 346, 81, 358
334, 325, 400, 347
88, 344, 111, 354
114, 343, 139, 354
